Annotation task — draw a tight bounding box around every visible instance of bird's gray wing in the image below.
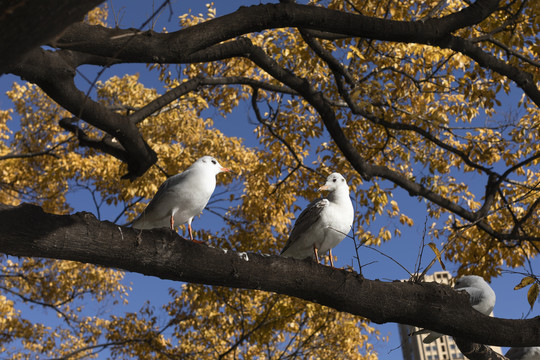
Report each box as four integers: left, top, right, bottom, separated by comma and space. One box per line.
138, 170, 191, 215
455, 287, 484, 307
280, 198, 328, 255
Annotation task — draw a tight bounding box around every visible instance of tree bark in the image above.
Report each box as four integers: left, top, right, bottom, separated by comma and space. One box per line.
0, 0, 105, 74
454, 338, 508, 360
0, 202, 538, 348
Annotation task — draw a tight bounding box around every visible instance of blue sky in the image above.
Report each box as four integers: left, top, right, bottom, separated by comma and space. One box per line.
0, 0, 537, 358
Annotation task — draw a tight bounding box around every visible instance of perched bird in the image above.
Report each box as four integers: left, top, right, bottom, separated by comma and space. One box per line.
280, 173, 354, 267
505, 347, 540, 360
416, 275, 496, 344
132, 156, 231, 241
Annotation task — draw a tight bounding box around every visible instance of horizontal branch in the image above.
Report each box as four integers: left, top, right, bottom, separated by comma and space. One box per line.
55, 0, 498, 61
0, 0, 104, 74
0, 143, 65, 161
128, 76, 295, 124
0, 202, 538, 348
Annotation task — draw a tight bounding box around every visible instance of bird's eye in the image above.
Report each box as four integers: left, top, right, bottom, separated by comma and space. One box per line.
333, 178, 337, 182
211, 159, 217, 165
341, 178, 344, 182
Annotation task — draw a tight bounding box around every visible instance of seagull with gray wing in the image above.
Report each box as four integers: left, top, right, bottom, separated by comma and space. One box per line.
280, 173, 354, 267
415, 275, 496, 343
132, 155, 231, 242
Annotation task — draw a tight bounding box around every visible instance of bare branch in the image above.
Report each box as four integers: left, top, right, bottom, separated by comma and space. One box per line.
0, 139, 70, 161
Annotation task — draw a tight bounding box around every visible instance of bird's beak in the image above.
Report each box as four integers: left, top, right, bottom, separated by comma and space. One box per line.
220, 167, 232, 173
318, 184, 329, 191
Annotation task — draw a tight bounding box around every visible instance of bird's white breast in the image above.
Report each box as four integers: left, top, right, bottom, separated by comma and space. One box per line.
316, 197, 354, 254
170, 168, 216, 223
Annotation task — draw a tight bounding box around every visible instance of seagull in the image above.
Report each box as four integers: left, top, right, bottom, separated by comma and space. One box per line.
416, 275, 496, 343
280, 173, 354, 267
132, 156, 231, 241
505, 347, 540, 360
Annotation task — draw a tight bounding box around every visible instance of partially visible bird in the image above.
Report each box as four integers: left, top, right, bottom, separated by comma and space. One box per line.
132, 156, 231, 241
280, 172, 354, 267
416, 275, 496, 344
505, 347, 540, 360
454, 275, 496, 314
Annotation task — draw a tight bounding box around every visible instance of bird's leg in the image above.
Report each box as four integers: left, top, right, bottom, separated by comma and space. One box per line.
169, 215, 174, 230
313, 245, 320, 264
188, 222, 205, 244
329, 248, 335, 268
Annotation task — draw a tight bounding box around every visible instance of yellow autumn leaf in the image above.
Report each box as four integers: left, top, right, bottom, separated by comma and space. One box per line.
527, 283, 539, 309
514, 276, 536, 290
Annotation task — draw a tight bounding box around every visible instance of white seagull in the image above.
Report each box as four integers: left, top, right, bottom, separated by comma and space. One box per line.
418, 275, 496, 343
132, 156, 231, 241
505, 347, 540, 360
280, 173, 354, 267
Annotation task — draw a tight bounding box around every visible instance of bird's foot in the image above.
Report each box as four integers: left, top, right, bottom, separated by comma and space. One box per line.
328, 264, 344, 270
135, 229, 143, 247
191, 239, 205, 244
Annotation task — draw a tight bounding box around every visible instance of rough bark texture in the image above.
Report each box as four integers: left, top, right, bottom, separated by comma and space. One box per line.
453, 338, 508, 360
0, 203, 539, 348
0, 0, 104, 74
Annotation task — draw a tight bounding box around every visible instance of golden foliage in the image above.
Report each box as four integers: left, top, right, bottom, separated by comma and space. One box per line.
0, 0, 539, 357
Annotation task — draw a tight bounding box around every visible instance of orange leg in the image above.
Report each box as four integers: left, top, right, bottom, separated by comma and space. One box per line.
189, 222, 205, 244
329, 248, 335, 268
313, 245, 320, 264
169, 215, 175, 230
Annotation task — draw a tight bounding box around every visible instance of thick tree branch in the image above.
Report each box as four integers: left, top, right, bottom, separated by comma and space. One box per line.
10, 48, 157, 179
0, 0, 105, 74
50, 1, 539, 110
437, 35, 540, 106
0, 202, 539, 348
54, 0, 499, 60
227, 37, 540, 244
58, 117, 129, 163
229, 39, 505, 242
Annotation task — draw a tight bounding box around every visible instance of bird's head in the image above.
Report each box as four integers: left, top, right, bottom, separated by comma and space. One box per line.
318, 172, 348, 192
195, 156, 232, 175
